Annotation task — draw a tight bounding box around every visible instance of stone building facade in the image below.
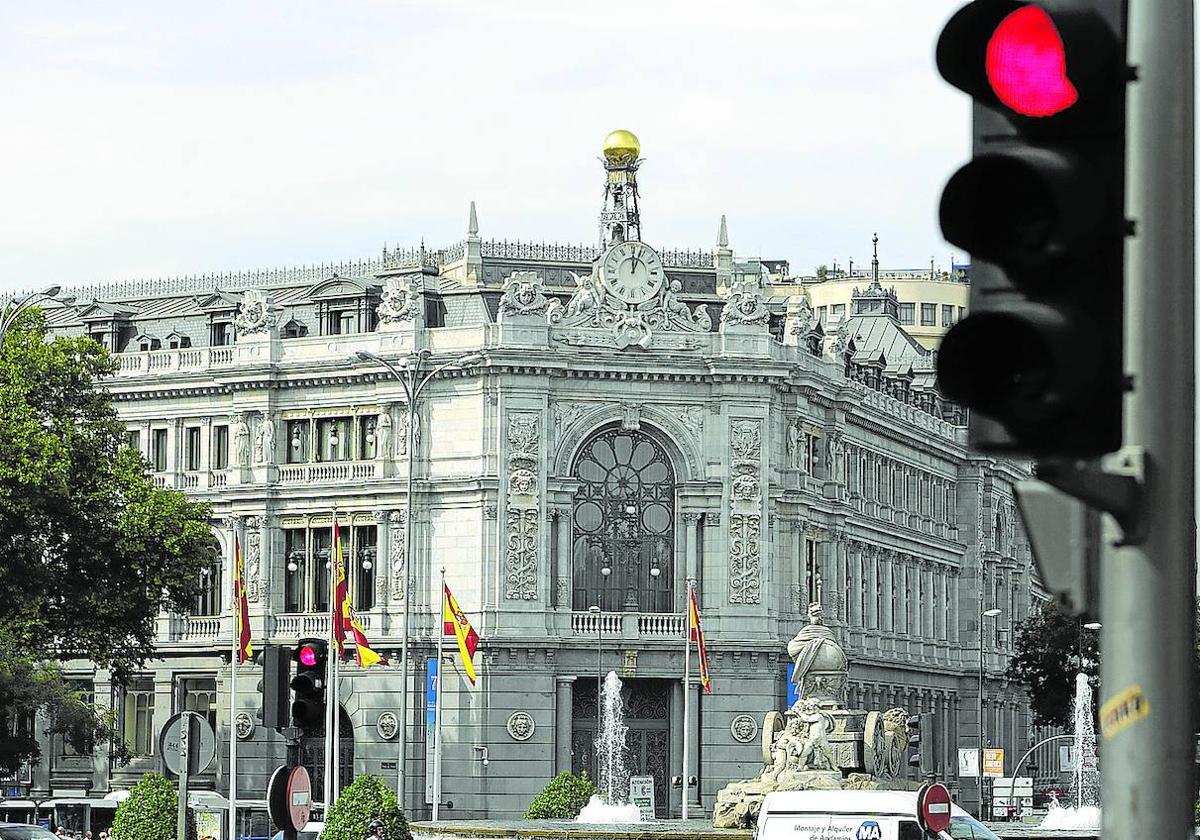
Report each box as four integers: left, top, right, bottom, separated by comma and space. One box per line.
14, 135, 1040, 830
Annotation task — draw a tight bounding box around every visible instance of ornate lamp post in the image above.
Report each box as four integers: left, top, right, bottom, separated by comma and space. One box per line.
979, 606, 1002, 819
348, 348, 482, 808
0, 286, 60, 341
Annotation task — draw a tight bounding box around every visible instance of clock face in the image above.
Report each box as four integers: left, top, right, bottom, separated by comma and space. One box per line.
600, 241, 665, 305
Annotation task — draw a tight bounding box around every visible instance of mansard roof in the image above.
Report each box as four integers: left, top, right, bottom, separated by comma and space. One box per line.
194, 290, 241, 312
303, 274, 380, 300
76, 301, 138, 322
847, 311, 933, 370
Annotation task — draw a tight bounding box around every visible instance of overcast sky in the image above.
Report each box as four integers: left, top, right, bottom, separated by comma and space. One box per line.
0, 1, 969, 294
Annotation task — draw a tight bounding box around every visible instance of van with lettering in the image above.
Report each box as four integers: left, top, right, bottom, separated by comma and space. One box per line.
756, 790, 1001, 840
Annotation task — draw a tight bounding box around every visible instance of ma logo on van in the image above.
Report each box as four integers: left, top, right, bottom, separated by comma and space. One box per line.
855, 821, 882, 840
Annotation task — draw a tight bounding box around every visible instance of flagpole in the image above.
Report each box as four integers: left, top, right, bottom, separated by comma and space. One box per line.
228, 531, 239, 840
331, 511, 341, 807
682, 576, 693, 821
323, 513, 336, 811
433, 567, 446, 821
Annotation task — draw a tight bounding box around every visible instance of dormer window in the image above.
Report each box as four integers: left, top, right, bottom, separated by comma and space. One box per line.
303, 274, 380, 337
135, 334, 161, 352
166, 332, 192, 350
282, 319, 309, 339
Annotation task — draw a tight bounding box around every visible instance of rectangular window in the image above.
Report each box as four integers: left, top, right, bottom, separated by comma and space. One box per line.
126, 430, 141, 453
286, 420, 309, 464
194, 557, 221, 616
210, 322, 232, 346
804, 539, 821, 606
831, 303, 845, 319
311, 528, 333, 613
122, 679, 155, 756
920, 303, 937, 326
941, 304, 955, 326
89, 331, 108, 348
359, 417, 377, 461
284, 529, 307, 613
354, 526, 378, 611
338, 311, 356, 335
316, 417, 352, 462
152, 429, 168, 472
179, 678, 218, 735
899, 303, 914, 325
817, 306, 827, 325
212, 425, 229, 469
185, 427, 201, 471
60, 681, 94, 756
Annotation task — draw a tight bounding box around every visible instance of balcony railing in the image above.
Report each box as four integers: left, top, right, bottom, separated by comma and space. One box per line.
274, 612, 375, 638
570, 610, 625, 635
637, 612, 686, 637
277, 461, 380, 484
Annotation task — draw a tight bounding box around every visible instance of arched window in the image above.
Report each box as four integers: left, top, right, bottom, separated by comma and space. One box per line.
571, 427, 676, 612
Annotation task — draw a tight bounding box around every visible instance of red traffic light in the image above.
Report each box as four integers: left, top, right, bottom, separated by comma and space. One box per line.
986, 5, 1078, 116
298, 645, 318, 667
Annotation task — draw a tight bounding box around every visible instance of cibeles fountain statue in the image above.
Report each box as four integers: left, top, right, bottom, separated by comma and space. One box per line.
713, 603, 919, 829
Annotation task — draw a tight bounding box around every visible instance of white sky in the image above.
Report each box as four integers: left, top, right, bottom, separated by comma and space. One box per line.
0, 1, 970, 293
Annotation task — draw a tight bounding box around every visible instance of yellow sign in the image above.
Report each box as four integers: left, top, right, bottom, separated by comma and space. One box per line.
983, 748, 1005, 778
1101, 684, 1150, 740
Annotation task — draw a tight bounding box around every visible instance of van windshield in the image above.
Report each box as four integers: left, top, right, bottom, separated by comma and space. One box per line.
947, 816, 1002, 840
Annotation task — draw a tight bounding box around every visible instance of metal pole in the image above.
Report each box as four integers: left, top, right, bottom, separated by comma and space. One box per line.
177, 714, 191, 840
432, 567, 446, 821
977, 592, 984, 819
228, 530, 239, 840
682, 577, 692, 821
398, 374, 417, 807
1101, 3, 1196, 838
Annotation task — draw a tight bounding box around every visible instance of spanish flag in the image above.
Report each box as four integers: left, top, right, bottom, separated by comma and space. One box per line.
443, 583, 479, 685
689, 588, 712, 694
234, 535, 252, 664
331, 518, 387, 668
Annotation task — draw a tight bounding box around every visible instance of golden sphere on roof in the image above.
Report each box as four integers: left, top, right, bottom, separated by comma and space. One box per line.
602, 129, 641, 164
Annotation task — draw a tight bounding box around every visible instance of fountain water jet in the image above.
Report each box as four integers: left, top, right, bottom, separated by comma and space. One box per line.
1040, 674, 1100, 830
577, 670, 642, 823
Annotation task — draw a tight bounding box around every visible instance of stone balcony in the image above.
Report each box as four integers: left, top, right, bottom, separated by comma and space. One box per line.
570, 610, 685, 639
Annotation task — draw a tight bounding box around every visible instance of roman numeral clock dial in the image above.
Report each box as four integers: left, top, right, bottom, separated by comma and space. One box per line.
599, 241, 665, 306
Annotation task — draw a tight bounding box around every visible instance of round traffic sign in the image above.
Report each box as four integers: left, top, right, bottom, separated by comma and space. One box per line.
286, 765, 312, 831
158, 712, 216, 777
917, 781, 953, 834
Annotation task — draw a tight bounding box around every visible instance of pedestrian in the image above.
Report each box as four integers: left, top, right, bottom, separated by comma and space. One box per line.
367, 819, 386, 838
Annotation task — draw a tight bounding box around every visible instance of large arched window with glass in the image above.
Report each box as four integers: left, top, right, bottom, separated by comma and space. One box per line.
571, 427, 675, 612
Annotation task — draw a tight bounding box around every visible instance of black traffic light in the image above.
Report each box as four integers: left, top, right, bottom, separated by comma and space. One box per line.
256, 645, 292, 731
934, 0, 1128, 457
907, 714, 922, 768
291, 638, 327, 732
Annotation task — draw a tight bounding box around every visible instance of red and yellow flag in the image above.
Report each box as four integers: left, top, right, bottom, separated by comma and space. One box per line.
442, 583, 479, 685
331, 518, 387, 668
234, 535, 252, 664
689, 588, 712, 694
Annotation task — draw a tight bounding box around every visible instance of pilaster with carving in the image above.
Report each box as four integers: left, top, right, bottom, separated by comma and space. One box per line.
244, 516, 263, 603
728, 418, 763, 604
388, 509, 407, 602
505, 413, 541, 601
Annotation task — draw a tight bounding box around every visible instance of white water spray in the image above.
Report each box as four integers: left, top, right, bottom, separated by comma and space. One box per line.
1041, 674, 1101, 830
577, 670, 642, 823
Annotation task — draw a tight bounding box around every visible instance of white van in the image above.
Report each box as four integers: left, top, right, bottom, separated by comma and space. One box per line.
756, 790, 1002, 840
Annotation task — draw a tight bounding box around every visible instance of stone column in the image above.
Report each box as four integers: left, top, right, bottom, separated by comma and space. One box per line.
867, 549, 879, 630
848, 545, 863, 628
374, 511, 390, 613
670, 680, 684, 817
950, 571, 961, 645
555, 677, 574, 775
923, 563, 936, 639
881, 553, 894, 633
556, 507, 573, 609
834, 533, 848, 624
684, 512, 701, 581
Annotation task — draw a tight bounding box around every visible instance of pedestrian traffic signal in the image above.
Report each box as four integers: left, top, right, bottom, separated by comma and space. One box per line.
934, 0, 1128, 457
291, 639, 327, 732
257, 645, 292, 731
906, 714, 922, 768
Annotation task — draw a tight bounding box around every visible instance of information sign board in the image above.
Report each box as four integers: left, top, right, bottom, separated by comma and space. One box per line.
629, 776, 654, 821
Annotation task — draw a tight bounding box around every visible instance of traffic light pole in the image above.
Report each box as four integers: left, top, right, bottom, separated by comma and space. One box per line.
1100, 3, 1196, 839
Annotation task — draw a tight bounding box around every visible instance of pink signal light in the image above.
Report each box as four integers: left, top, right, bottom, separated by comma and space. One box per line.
986, 5, 1079, 117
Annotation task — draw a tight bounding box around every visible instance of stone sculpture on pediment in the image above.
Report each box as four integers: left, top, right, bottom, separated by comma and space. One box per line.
234, 290, 275, 337
720, 277, 770, 327
498, 271, 550, 318
378, 274, 421, 324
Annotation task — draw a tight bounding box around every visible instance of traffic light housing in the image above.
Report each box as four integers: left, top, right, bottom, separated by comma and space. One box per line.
934, 0, 1128, 457
291, 639, 327, 732
906, 714, 922, 768
257, 645, 292, 731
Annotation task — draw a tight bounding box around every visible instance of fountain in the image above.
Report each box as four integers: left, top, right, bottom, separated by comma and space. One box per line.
576, 670, 642, 824
1040, 674, 1101, 831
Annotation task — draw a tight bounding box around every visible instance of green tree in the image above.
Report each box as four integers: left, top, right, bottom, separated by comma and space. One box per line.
110, 772, 197, 840
323, 774, 409, 840
525, 771, 597, 819
0, 310, 217, 772
1005, 603, 1100, 728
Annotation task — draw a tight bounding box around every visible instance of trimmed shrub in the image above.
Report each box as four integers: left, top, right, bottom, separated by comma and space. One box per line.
110, 772, 197, 840
524, 770, 596, 819
323, 774, 410, 840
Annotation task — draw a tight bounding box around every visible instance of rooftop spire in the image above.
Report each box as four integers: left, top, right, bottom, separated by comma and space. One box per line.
718, 214, 729, 248
468, 201, 479, 237
870, 232, 880, 289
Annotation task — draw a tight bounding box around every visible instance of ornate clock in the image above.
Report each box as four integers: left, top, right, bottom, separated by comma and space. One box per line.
599, 241, 665, 305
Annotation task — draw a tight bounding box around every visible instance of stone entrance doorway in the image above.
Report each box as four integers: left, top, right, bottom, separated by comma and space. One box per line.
571, 677, 670, 816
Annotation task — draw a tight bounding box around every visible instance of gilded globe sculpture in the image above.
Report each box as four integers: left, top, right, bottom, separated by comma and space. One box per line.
602, 129, 641, 164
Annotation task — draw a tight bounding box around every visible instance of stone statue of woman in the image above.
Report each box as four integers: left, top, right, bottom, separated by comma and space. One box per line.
233, 415, 251, 466
375, 412, 392, 459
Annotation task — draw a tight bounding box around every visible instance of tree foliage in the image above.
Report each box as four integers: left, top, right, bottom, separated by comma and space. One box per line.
1005, 602, 1100, 728
323, 774, 410, 840
0, 310, 217, 771
110, 772, 197, 840
524, 770, 597, 819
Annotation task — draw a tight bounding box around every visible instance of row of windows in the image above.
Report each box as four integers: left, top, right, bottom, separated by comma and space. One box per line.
59, 677, 214, 759
814, 302, 965, 328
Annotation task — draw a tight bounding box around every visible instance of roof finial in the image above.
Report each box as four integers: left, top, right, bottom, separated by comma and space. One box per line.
871, 232, 880, 288
717, 214, 729, 248
468, 200, 479, 237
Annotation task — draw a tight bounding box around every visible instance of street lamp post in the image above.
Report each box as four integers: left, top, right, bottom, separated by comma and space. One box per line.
1078, 620, 1102, 671
588, 605, 602, 735
1, 286, 61, 341
349, 348, 482, 809
979, 606, 1002, 820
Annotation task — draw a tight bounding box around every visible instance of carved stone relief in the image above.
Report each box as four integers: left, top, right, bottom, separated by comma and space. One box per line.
389, 509, 407, 601
729, 418, 763, 604
244, 515, 262, 602
505, 413, 540, 600
377, 274, 421, 324
498, 271, 550, 317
